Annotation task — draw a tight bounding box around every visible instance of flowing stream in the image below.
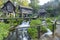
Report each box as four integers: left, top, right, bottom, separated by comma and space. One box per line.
40, 27, 53, 40
6, 21, 30, 40
17, 21, 30, 40
41, 21, 53, 40
41, 28, 52, 37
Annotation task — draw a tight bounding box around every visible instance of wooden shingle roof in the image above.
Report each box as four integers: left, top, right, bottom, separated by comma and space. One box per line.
18, 5, 33, 10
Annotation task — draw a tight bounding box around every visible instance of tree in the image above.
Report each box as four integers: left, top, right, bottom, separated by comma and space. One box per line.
30, 0, 39, 13
0, 0, 5, 8
13, 0, 29, 6
21, 0, 29, 6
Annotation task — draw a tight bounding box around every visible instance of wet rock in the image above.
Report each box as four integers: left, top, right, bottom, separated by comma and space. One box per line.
40, 34, 54, 40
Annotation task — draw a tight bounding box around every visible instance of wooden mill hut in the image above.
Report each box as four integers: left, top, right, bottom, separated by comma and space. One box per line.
1, 0, 16, 17
38, 9, 47, 18
18, 5, 33, 18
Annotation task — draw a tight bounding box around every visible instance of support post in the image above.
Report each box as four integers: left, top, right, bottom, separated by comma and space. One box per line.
37, 26, 40, 40
16, 29, 19, 40
52, 21, 56, 38
52, 24, 55, 38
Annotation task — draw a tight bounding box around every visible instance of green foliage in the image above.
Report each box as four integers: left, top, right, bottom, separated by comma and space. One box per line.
28, 18, 57, 38
46, 18, 56, 31
28, 28, 38, 38
46, 18, 52, 22
13, 0, 29, 6
30, 0, 39, 13
8, 18, 23, 26
46, 18, 53, 31
28, 19, 47, 38
28, 26, 47, 39
30, 19, 42, 26
21, 0, 29, 6
0, 22, 10, 40
47, 23, 53, 31
40, 26, 47, 33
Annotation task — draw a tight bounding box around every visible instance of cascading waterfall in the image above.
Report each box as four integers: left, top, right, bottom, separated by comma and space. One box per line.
41, 28, 52, 37
42, 20, 52, 36
17, 21, 30, 40
5, 21, 30, 40
18, 21, 30, 27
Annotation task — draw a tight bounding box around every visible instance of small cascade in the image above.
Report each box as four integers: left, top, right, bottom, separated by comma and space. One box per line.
41, 20, 53, 40
17, 21, 30, 28
17, 21, 30, 40
5, 21, 30, 40
42, 20, 52, 36
40, 28, 53, 40
42, 28, 52, 37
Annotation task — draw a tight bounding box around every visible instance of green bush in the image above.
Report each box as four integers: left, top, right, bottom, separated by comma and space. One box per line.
40, 26, 47, 33
0, 22, 10, 40
46, 18, 52, 22
28, 26, 47, 39
28, 19, 41, 38
28, 18, 56, 39
47, 23, 56, 32
28, 19, 47, 39
30, 19, 42, 26
46, 18, 56, 31
28, 28, 38, 38
7, 18, 23, 26
47, 23, 53, 31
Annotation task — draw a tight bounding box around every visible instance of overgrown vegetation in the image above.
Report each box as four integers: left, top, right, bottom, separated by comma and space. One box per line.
0, 0, 58, 40
28, 18, 56, 39
0, 22, 10, 40
46, 18, 56, 31
0, 18, 23, 40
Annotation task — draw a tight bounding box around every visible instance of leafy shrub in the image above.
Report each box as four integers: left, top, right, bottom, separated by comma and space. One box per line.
7, 18, 23, 26
0, 22, 10, 40
30, 19, 42, 26
28, 26, 47, 39
46, 18, 56, 31
47, 23, 53, 31
46, 18, 52, 22
47, 23, 56, 32
40, 26, 47, 33
28, 18, 57, 39
28, 28, 38, 38
28, 19, 47, 39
